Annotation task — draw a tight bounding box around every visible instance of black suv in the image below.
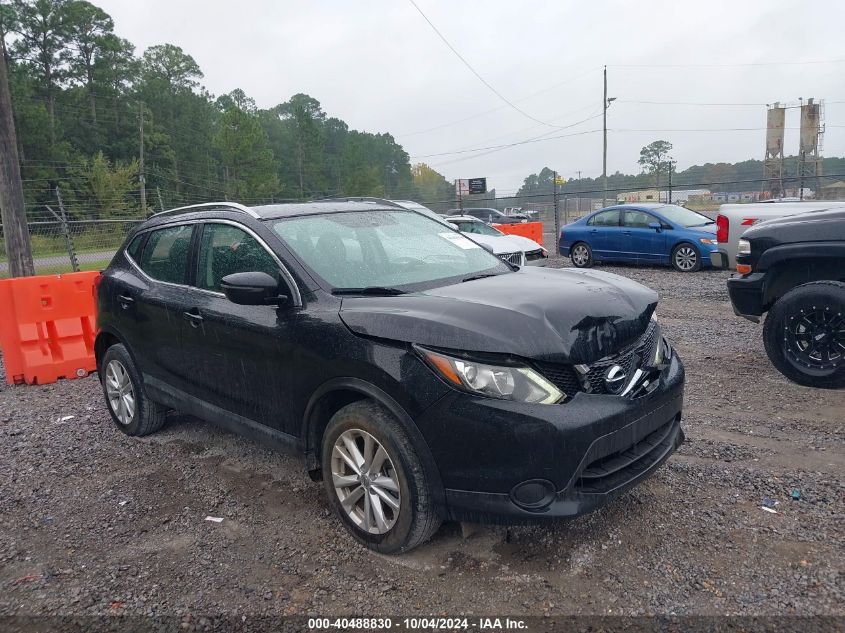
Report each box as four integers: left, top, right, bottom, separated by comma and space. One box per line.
728, 207, 845, 388
95, 200, 685, 553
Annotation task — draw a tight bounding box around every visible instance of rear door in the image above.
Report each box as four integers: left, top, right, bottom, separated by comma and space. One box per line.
179, 221, 299, 433
622, 209, 667, 263
587, 210, 624, 259
115, 223, 197, 392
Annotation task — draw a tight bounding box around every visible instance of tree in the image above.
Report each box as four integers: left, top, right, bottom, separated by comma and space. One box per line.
141, 43, 201, 90
638, 140, 673, 189
10, 0, 72, 140
69, 151, 138, 218
214, 92, 279, 201
62, 0, 112, 123
412, 163, 451, 202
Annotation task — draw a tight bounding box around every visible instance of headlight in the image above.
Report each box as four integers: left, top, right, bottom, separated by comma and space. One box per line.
737, 238, 751, 256
699, 237, 717, 245
418, 347, 564, 404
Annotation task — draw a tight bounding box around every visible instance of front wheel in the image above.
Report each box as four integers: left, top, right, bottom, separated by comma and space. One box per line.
321, 401, 441, 553
762, 281, 845, 389
671, 243, 701, 272
570, 242, 593, 268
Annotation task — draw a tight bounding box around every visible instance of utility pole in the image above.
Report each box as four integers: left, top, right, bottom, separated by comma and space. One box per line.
602, 66, 608, 208
667, 161, 673, 204
0, 37, 35, 277
552, 171, 560, 255
576, 170, 582, 214
138, 101, 146, 215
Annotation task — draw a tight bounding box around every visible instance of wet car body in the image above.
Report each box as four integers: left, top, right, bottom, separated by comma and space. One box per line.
96, 201, 685, 533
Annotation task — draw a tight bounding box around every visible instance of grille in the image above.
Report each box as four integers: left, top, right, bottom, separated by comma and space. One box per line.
574, 418, 678, 494
498, 251, 524, 266
536, 321, 659, 397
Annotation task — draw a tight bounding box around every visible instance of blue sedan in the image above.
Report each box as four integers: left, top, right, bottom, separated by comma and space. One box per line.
559, 203, 719, 272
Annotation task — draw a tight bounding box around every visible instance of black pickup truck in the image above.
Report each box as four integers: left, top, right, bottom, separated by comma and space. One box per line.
727, 207, 845, 389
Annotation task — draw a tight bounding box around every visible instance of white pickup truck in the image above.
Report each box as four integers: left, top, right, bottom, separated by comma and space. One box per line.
711, 200, 845, 269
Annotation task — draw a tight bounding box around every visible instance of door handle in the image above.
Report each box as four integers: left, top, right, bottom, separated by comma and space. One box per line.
183, 311, 204, 327
117, 294, 134, 309
623, 230, 632, 235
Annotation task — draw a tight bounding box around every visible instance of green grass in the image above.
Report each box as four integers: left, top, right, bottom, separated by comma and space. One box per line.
0, 257, 112, 279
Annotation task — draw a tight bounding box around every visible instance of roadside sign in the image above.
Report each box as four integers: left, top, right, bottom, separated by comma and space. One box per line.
455, 179, 469, 196
468, 178, 487, 195
554, 176, 566, 185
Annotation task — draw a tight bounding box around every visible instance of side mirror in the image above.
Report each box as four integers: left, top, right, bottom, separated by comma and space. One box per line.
220, 271, 289, 306
447, 222, 459, 230
648, 222, 662, 232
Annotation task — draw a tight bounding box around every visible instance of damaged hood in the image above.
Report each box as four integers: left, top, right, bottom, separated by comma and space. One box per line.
339, 267, 657, 364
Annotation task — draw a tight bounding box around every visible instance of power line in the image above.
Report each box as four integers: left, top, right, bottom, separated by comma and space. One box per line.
396, 66, 601, 138
413, 127, 601, 160
406, 0, 564, 130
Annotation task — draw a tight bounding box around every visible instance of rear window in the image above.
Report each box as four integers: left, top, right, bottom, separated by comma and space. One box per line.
126, 233, 145, 261
137, 225, 194, 284
589, 210, 621, 227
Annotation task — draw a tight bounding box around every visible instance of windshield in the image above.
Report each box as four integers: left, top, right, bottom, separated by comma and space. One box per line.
271, 210, 509, 291
452, 220, 504, 236
657, 205, 714, 227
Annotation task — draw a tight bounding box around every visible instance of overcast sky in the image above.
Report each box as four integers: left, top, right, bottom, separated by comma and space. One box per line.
98, 0, 845, 192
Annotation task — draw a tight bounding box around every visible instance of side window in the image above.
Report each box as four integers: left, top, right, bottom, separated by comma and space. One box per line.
126, 233, 145, 261
590, 210, 621, 227
623, 211, 654, 228
196, 223, 280, 292
137, 224, 194, 284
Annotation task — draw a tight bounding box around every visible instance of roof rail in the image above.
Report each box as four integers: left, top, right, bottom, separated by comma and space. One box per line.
313, 196, 405, 209
151, 202, 261, 219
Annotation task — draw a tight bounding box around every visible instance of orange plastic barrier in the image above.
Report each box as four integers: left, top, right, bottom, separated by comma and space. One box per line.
493, 221, 544, 247
0, 271, 98, 385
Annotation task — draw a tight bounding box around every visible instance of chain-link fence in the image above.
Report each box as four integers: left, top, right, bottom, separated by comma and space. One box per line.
3, 174, 845, 277
0, 219, 144, 277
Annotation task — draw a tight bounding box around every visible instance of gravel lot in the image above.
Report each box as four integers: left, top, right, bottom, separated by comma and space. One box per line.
0, 258, 842, 620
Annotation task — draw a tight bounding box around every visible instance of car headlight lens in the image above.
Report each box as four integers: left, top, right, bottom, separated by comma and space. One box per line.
699, 237, 717, 245
418, 348, 564, 404
737, 238, 751, 256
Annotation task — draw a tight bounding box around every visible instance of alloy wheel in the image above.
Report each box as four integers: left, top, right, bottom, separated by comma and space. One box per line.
674, 246, 697, 271
784, 305, 845, 370
572, 245, 589, 266
105, 359, 135, 425
331, 429, 401, 535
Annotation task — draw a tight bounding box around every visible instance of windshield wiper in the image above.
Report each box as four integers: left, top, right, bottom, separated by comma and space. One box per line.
332, 286, 406, 296
461, 272, 502, 283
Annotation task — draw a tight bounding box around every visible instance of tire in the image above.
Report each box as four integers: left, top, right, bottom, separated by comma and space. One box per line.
762, 281, 845, 389
671, 243, 701, 272
321, 400, 441, 554
570, 242, 593, 268
100, 344, 168, 436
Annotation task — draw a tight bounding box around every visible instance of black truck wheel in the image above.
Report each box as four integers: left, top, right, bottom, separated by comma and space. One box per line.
763, 281, 845, 389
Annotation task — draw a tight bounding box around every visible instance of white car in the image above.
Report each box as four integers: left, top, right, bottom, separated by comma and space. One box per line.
713, 200, 845, 269
447, 215, 548, 266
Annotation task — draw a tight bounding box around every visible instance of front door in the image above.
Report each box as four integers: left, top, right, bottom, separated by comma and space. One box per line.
622, 210, 667, 263
179, 222, 298, 434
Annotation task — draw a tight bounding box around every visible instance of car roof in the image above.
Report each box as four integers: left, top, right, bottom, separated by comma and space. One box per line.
250, 200, 403, 219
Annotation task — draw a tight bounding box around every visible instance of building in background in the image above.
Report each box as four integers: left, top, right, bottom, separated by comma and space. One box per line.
818, 181, 845, 200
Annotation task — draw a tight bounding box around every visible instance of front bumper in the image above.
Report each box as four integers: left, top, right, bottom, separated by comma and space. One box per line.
726, 272, 766, 321
416, 351, 685, 523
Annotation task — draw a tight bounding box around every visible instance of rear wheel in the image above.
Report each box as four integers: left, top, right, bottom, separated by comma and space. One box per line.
100, 344, 167, 435
763, 281, 845, 389
570, 242, 593, 268
321, 400, 440, 553
671, 243, 700, 272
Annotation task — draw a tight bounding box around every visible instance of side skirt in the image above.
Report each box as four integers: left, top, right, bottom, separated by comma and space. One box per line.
144, 373, 301, 456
